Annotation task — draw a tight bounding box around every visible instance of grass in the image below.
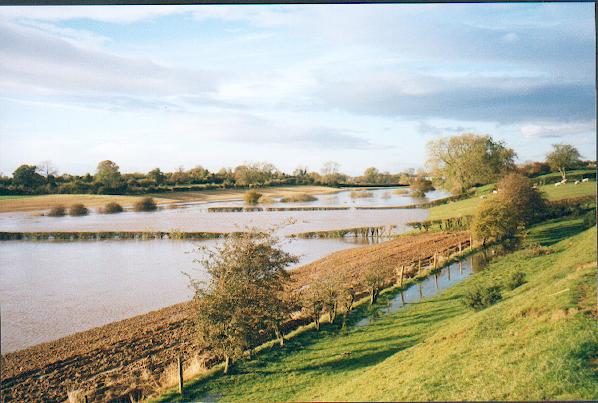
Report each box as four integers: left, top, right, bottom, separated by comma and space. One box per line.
429, 181, 596, 220
155, 222, 597, 402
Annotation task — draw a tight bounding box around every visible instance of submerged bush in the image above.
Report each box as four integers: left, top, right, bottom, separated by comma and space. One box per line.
279, 193, 317, 203
506, 271, 526, 290
47, 205, 66, 217
350, 191, 374, 199
244, 190, 262, 205
68, 203, 89, 216
102, 202, 124, 214
258, 195, 275, 204
463, 285, 502, 311
134, 197, 157, 212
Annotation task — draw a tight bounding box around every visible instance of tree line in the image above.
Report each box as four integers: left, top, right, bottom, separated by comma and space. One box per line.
2, 160, 414, 196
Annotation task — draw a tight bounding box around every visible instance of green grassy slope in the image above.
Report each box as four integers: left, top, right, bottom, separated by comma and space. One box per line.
430, 181, 596, 220
157, 224, 597, 402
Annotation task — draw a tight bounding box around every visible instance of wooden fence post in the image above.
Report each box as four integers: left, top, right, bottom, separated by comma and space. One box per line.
399, 265, 404, 287
469, 234, 473, 249
178, 356, 184, 395
458, 241, 462, 252
433, 253, 437, 269
459, 260, 463, 274
419, 283, 423, 300
434, 272, 439, 290
418, 259, 421, 274
447, 264, 451, 281
400, 290, 405, 304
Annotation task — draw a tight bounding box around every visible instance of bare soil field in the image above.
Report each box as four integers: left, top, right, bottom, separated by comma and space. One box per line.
0, 230, 469, 402
0, 186, 342, 213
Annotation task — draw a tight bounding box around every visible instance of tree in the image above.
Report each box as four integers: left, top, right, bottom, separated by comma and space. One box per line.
320, 161, 346, 185
410, 176, 435, 198
96, 160, 122, 188
471, 198, 518, 245
12, 165, 45, 189
244, 190, 262, 204
37, 160, 58, 178
147, 168, 166, 185
364, 266, 386, 305
496, 173, 546, 226
190, 231, 298, 374
362, 167, 380, 184
426, 134, 516, 194
546, 144, 581, 180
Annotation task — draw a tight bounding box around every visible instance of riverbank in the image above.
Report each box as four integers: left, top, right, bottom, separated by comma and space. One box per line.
0, 230, 469, 402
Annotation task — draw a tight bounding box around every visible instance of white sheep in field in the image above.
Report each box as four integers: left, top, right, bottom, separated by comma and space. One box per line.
582, 178, 589, 182
479, 195, 486, 199
492, 190, 498, 194
554, 182, 562, 187
575, 180, 580, 185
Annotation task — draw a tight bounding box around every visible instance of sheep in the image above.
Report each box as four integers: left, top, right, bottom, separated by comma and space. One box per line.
582, 178, 589, 182
575, 180, 580, 185
492, 190, 498, 194
479, 195, 486, 199
554, 182, 561, 187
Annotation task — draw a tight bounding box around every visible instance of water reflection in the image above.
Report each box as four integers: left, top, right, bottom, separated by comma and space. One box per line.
355, 248, 502, 327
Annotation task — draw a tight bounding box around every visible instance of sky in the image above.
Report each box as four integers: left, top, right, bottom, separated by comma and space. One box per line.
0, 3, 595, 176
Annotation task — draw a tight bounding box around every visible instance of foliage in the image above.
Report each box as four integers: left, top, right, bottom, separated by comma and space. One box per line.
147, 168, 166, 185
517, 161, 551, 177
462, 285, 502, 310
364, 266, 386, 305
243, 190, 263, 205
410, 176, 435, 198
505, 271, 526, 290
279, 193, 317, 203
68, 203, 89, 216
471, 198, 519, 245
96, 160, 123, 190
134, 197, 157, 212
13, 165, 45, 188
190, 231, 298, 374
102, 202, 124, 214
546, 144, 581, 180
426, 133, 516, 194
47, 205, 66, 217
496, 173, 546, 226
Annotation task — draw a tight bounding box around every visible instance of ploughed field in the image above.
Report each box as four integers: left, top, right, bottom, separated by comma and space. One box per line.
0, 230, 468, 402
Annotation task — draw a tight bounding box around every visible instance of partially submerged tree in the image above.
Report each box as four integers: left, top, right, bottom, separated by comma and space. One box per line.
190, 230, 298, 373
426, 134, 516, 194
244, 189, 263, 205
546, 144, 581, 180
410, 176, 435, 198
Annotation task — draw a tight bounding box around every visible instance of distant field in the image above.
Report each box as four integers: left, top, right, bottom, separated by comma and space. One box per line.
156, 224, 597, 402
0, 186, 342, 213
429, 181, 596, 220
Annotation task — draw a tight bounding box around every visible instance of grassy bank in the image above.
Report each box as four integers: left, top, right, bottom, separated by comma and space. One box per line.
156, 222, 597, 402
0, 186, 342, 213
429, 181, 596, 220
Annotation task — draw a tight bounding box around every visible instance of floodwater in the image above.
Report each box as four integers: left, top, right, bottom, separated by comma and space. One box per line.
0, 186, 447, 353
0, 237, 377, 353
0, 187, 444, 234
355, 248, 501, 327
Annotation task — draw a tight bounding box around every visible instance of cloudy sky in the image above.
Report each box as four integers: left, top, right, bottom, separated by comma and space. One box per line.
0, 3, 595, 176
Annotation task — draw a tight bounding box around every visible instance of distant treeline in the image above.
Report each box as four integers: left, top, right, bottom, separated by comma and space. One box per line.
0, 161, 411, 196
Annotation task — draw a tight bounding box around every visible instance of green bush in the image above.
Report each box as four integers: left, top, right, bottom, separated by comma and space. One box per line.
47, 205, 66, 217
506, 271, 526, 290
583, 209, 596, 228
244, 190, 262, 205
134, 197, 157, 212
68, 203, 89, 216
102, 202, 124, 214
462, 285, 502, 311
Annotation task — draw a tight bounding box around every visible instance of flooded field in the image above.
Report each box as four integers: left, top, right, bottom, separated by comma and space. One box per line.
0, 237, 378, 353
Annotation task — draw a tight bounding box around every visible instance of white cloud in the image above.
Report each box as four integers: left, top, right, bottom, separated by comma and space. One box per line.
520, 121, 595, 138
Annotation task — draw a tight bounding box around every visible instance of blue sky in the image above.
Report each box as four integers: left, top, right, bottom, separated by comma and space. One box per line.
0, 3, 595, 176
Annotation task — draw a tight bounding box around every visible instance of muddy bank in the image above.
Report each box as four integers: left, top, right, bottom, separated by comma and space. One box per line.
1, 231, 469, 402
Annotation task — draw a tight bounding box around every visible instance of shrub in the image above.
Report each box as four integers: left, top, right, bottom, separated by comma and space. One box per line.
68, 203, 89, 216
349, 191, 374, 199
102, 202, 124, 214
410, 176, 435, 198
583, 209, 596, 228
47, 205, 66, 217
258, 195, 275, 204
471, 198, 518, 245
506, 271, 526, 290
134, 197, 157, 212
244, 190, 262, 205
462, 285, 502, 310
279, 193, 317, 203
